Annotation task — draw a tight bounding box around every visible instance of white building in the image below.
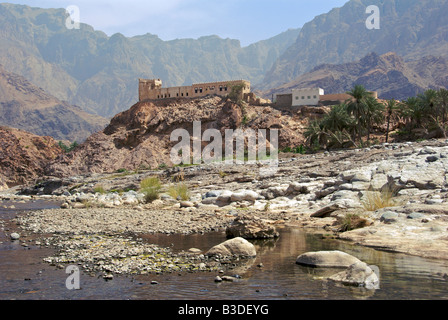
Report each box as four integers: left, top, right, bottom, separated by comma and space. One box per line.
292, 88, 325, 106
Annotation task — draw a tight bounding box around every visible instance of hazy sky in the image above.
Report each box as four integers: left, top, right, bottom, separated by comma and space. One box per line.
5, 0, 349, 46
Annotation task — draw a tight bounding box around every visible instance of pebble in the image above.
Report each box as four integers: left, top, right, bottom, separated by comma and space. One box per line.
10, 233, 20, 240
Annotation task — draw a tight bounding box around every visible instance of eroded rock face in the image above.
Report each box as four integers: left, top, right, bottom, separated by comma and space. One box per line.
296, 251, 362, 268
226, 216, 280, 239
0, 126, 63, 188
206, 237, 257, 258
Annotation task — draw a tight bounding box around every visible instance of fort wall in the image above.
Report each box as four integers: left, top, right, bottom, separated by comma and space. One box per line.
139, 79, 251, 101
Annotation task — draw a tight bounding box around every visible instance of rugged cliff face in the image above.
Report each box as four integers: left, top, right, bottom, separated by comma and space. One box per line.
45, 96, 306, 178
0, 126, 63, 189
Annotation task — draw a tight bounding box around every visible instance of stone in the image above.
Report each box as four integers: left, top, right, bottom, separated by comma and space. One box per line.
328, 262, 380, 289
407, 212, 425, 220
10, 233, 20, 240
310, 204, 342, 218
226, 216, 280, 239
380, 211, 399, 223
230, 190, 259, 202
180, 201, 195, 208
296, 251, 362, 268
206, 237, 257, 258
426, 155, 439, 163
419, 147, 437, 155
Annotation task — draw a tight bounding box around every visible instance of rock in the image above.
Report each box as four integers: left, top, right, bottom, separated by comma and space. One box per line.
419, 147, 437, 155
180, 201, 195, 208
328, 262, 380, 289
407, 212, 425, 220
226, 216, 280, 239
380, 211, 399, 223
216, 190, 233, 204
10, 233, 20, 240
214, 276, 223, 282
230, 190, 259, 202
206, 237, 257, 258
60, 202, 70, 209
310, 204, 342, 218
188, 248, 202, 253
296, 251, 362, 268
285, 182, 309, 195
426, 155, 439, 163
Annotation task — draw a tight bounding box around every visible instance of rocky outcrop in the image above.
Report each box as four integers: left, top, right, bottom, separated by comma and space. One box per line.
226, 216, 280, 239
45, 96, 305, 178
0, 126, 63, 188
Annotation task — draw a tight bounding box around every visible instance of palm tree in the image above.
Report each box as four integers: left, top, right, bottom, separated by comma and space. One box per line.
304, 120, 328, 149
346, 85, 370, 142
363, 96, 385, 142
320, 103, 353, 132
418, 89, 438, 117
384, 99, 398, 142
436, 88, 448, 123
401, 96, 425, 129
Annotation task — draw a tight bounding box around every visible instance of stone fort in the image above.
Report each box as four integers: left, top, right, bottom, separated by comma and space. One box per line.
139, 78, 251, 101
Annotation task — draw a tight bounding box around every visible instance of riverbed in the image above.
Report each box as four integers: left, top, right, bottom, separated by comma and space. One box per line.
1, 202, 448, 300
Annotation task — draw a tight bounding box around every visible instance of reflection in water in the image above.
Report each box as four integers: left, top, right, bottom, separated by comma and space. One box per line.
1, 203, 448, 300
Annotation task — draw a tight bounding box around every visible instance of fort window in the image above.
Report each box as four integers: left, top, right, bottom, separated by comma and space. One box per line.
177, 93, 179, 97
224, 87, 228, 91
199, 88, 203, 93
302, 96, 305, 99
195, 88, 198, 94
308, 96, 311, 99
219, 86, 223, 92
313, 95, 317, 99
181, 93, 184, 97
186, 93, 189, 96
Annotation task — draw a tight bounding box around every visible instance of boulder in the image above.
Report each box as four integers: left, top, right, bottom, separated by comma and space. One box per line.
380, 211, 399, 223
230, 190, 259, 202
328, 261, 380, 289
296, 251, 362, 268
226, 216, 280, 239
206, 237, 257, 258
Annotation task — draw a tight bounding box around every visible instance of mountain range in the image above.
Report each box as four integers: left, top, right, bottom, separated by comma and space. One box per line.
0, 2, 300, 118
262, 52, 448, 101
0, 64, 108, 142
259, 0, 448, 90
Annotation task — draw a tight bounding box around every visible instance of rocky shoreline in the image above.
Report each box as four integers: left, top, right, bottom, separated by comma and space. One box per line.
2, 138, 448, 280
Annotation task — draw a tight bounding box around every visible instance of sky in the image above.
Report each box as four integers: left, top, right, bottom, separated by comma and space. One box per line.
5, 0, 349, 46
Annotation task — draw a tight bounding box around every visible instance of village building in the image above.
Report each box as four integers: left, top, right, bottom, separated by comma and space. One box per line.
274, 88, 379, 109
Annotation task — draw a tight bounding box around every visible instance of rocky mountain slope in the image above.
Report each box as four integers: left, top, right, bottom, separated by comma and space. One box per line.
45, 96, 308, 178
262, 52, 448, 100
0, 126, 63, 189
259, 0, 448, 90
0, 64, 108, 142
0, 3, 300, 117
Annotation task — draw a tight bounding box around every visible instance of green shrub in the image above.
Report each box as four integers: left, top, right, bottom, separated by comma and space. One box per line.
168, 183, 190, 201
140, 176, 162, 203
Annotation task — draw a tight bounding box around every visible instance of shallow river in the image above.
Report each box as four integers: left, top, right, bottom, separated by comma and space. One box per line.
1, 200, 448, 300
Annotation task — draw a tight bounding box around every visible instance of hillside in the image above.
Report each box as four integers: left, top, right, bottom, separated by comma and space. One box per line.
259, 0, 448, 90
0, 3, 300, 117
45, 96, 308, 178
262, 52, 448, 100
0, 64, 108, 142
0, 126, 63, 189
